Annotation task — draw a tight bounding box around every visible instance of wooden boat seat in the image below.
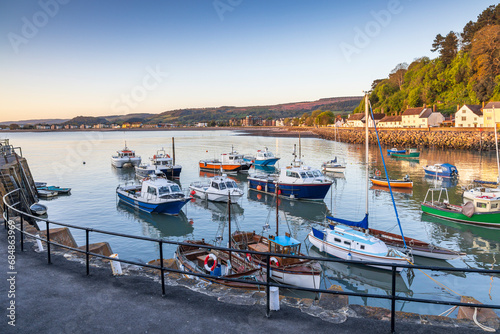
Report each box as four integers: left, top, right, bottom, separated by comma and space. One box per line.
248, 243, 268, 253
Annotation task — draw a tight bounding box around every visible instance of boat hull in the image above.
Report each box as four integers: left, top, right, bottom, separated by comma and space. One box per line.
199, 162, 250, 173
421, 202, 500, 228
370, 178, 413, 188
116, 190, 189, 215
390, 152, 420, 158
248, 177, 331, 200
387, 149, 406, 155
189, 187, 243, 203
111, 157, 141, 168
308, 232, 406, 271
135, 165, 182, 179
265, 266, 321, 289
423, 170, 455, 178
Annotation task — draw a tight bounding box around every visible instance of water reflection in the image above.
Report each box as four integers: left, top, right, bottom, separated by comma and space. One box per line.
370, 185, 413, 196
309, 247, 413, 298
111, 165, 136, 182
198, 170, 248, 183
247, 190, 330, 222
117, 202, 194, 238
423, 175, 459, 188
189, 198, 245, 222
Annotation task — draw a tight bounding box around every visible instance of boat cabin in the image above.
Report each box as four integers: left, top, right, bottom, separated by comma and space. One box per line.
281, 166, 324, 182
325, 225, 389, 256
116, 149, 136, 158
265, 233, 302, 266
210, 176, 238, 191
220, 152, 245, 164
256, 148, 276, 159
141, 177, 182, 200
472, 196, 500, 213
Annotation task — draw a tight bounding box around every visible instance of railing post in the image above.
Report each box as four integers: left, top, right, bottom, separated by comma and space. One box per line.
266, 254, 271, 317
20, 214, 24, 251
86, 229, 90, 275
391, 265, 396, 333
46, 221, 51, 264
159, 241, 165, 296
5, 203, 9, 229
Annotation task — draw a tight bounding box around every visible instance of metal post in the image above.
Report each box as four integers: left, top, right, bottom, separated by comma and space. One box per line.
266, 254, 271, 317
86, 229, 90, 275
391, 266, 396, 333
46, 221, 51, 264
5, 203, 9, 229
159, 241, 165, 296
20, 214, 24, 251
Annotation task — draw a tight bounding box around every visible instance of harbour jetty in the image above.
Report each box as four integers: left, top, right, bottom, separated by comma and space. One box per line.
312, 128, 499, 151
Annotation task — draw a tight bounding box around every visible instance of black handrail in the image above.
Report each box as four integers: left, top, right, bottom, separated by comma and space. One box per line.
3, 188, 500, 333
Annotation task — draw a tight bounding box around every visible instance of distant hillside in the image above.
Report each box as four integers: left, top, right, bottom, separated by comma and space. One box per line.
0, 118, 68, 125
355, 4, 500, 116
63, 116, 110, 126
148, 96, 362, 124
103, 113, 155, 124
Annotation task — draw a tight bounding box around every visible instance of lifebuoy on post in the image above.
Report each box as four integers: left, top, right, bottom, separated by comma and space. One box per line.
270, 257, 280, 267
375, 170, 381, 177
204, 253, 217, 272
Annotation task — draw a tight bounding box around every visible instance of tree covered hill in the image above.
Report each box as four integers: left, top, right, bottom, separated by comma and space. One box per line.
354, 4, 500, 116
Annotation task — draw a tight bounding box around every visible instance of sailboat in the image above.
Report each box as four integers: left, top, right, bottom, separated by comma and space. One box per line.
308, 93, 411, 271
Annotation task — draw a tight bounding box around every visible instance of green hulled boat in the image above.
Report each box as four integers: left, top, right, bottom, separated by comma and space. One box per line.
421, 187, 500, 228
390, 148, 420, 159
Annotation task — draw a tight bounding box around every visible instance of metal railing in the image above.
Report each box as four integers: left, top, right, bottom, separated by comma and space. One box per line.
3, 188, 500, 333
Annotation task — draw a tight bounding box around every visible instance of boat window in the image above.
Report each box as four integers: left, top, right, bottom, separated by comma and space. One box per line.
360, 245, 365, 250
312, 170, 321, 177
158, 186, 170, 195
291, 172, 299, 178
225, 182, 235, 189
343, 241, 351, 245
334, 238, 341, 243
219, 183, 226, 190
211, 182, 219, 190
170, 185, 181, 193
492, 203, 498, 209
476, 202, 487, 209
147, 186, 157, 195
306, 171, 314, 178
300, 172, 307, 178
229, 156, 234, 160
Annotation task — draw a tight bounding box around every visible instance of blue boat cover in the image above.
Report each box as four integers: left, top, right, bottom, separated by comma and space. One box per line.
311, 227, 325, 240
441, 163, 457, 172
273, 235, 301, 247
473, 179, 498, 185
327, 214, 368, 229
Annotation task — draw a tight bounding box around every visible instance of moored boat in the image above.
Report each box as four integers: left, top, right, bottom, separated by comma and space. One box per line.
387, 148, 406, 155
116, 175, 190, 215
370, 173, 413, 188
390, 148, 420, 159
36, 185, 71, 194
189, 174, 243, 203
421, 187, 500, 228
111, 144, 141, 168
423, 163, 458, 178
174, 240, 266, 289
243, 147, 280, 166
135, 148, 182, 179
232, 231, 322, 289
30, 203, 47, 216
321, 157, 346, 173
199, 148, 252, 174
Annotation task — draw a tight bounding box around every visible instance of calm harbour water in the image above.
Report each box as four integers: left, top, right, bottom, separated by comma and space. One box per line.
5, 130, 500, 316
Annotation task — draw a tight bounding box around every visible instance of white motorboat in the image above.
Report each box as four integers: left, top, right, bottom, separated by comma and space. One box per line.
111, 144, 141, 168
116, 175, 190, 215
135, 148, 182, 179
321, 157, 346, 173
189, 174, 243, 202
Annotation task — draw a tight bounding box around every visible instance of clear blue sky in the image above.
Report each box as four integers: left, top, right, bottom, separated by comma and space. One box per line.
0, 0, 495, 122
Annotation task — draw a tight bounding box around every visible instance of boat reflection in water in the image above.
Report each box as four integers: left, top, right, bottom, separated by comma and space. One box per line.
111, 165, 136, 182
308, 247, 413, 298
423, 175, 459, 188
189, 197, 244, 222
421, 213, 500, 270
251, 165, 277, 174
370, 185, 413, 196
117, 202, 194, 238
198, 170, 247, 183
247, 190, 330, 223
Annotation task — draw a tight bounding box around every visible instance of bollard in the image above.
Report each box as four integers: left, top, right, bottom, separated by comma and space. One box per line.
36, 235, 44, 252
110, 253, 123, 276
269, 286, 280, 311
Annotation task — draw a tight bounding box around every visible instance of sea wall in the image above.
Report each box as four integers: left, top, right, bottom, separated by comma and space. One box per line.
312, 128, 498, 151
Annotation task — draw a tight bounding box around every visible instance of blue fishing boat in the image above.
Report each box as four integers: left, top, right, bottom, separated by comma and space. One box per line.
36, 185, 71, 194
387, 148, 406, 155
423, 163, 458, 178
248, 161, 332, 201
243, 147, 280, 166
116, 175, 190, 215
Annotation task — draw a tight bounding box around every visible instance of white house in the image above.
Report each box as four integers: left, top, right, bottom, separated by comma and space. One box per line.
377, 115, 402, 128
346, 113, 365, 127
454, 104, 483, 128
402, 107, 444, 128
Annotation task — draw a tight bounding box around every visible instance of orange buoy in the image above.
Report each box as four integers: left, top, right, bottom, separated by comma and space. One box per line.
256, 185, 262, 191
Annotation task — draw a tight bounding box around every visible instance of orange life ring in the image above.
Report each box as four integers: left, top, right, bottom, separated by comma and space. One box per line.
375, 170, 381, 177
270, 257, 280, 267
246, 253, 252, 262
204, 254, 217, 272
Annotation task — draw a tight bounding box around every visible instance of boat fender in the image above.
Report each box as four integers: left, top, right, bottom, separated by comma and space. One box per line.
153, 155, 156, 159
270, 257, 280, 267
375, 170, 381, 177
246, 253, 252, 262
166, 154, 170, 158
204, 254, 218, 272
256, 185, 262, 191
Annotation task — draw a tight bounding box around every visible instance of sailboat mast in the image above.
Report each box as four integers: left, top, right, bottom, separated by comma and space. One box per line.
493, 105, 500, 184
364, 93, 369, 220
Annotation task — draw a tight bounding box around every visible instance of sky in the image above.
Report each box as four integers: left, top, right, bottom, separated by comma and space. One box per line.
0, 0, 495, 122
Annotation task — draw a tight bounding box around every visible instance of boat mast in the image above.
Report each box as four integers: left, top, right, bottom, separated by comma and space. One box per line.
228, 192, 232, 265
364, 92, 369, 225
275, 184, 279, 235
494, 105, 500, 184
